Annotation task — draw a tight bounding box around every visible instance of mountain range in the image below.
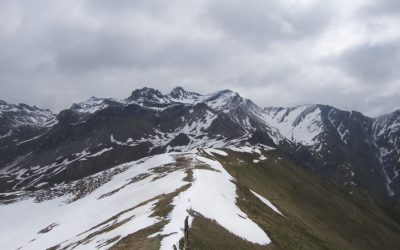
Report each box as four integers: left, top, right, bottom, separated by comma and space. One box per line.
0, 87, 399, 250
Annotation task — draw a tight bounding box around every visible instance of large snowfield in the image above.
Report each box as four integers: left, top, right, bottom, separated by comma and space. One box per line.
0, 149, 281, 250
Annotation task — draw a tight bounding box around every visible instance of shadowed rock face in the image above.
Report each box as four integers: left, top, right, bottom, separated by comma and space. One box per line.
0, 87, 399, 201
0, 100, 56, 167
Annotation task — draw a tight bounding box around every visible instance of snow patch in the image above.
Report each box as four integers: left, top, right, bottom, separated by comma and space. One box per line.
159, 155, 271, 249
204, 148, 228, 156
251, 190, 283, 216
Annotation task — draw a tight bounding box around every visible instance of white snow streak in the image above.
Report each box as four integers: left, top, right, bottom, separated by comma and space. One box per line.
251, 190, 283, 216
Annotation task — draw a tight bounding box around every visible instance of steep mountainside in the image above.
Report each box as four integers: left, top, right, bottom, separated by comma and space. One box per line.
264, 104, 400, 199
373, 110, 400, 197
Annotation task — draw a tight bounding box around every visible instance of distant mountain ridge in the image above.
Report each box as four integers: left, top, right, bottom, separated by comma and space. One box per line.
0, 86, 399, 201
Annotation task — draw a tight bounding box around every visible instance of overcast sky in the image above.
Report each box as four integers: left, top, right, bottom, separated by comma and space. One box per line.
0, 0, 399, 116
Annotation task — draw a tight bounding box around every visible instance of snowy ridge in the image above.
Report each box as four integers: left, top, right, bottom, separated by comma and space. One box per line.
159, 154, 271, 249
70, 88, 249, 114
0, 150, 276, 250
0, 100, 56, 132
70, 96, 116, 114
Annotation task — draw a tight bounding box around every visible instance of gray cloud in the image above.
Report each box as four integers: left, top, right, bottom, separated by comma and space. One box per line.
0, 0, 399, 117
335, 41, 400, 83
363, 0, 400, 16
53, 29, 227, 75
206, 0, 333, 47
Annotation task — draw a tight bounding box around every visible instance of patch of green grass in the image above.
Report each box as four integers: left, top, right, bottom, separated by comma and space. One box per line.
188, 213, 271, 250
235, 181, 329, 250
112, 222, 164, 250
217, 149, 400, 250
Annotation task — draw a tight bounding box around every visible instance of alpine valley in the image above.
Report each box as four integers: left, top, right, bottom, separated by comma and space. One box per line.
1, 87, 400, 250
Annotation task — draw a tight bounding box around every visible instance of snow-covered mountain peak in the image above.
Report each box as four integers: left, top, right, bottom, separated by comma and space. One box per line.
169, 86, 199, 98
206, 89, 239, 100
64, 88, 257, 117
169, 86, 187, 98
168, 86, 201, 104
203, 89, 245, 110
71, 97, 110, 114
1, 100, 45, 114
127, 87, 166, 103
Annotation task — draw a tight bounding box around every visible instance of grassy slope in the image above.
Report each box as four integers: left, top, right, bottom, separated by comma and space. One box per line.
197, 149, 400, 250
